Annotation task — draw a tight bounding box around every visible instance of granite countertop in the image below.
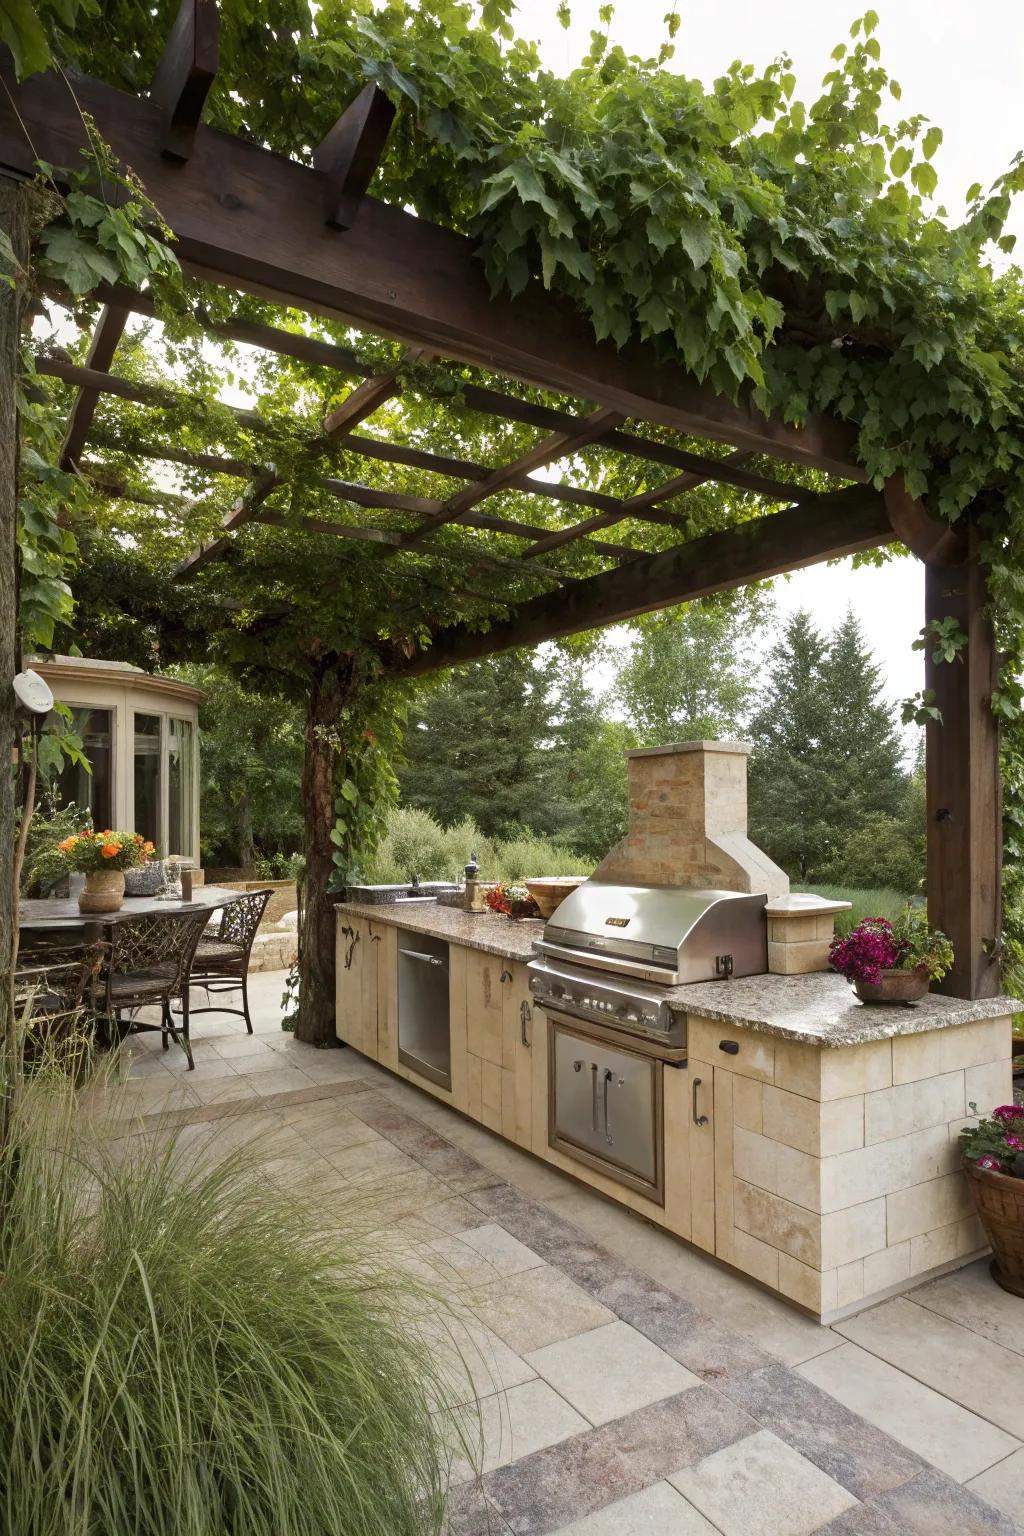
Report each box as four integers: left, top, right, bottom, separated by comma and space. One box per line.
337, 900, 542, 962
664, 971, 1019, 1048
335, 901, 1018, 1047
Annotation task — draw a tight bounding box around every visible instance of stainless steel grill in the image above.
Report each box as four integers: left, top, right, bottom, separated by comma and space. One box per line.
527, 881, 768, 1056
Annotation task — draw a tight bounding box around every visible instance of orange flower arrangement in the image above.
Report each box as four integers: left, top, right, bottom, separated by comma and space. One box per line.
57, 829, 154, 874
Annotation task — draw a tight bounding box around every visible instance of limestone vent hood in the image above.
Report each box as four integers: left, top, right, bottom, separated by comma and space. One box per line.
592, 740, 790, 899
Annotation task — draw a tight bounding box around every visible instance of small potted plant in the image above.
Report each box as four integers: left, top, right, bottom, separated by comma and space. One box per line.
960, 1104, 1024, 1296
58, 830, 155, 913
829, 906, 953, 1004
485, 883, 540, 921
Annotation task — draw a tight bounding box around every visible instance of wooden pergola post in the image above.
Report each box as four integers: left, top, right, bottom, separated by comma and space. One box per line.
924, 541, 1002, 999
885, 479, 1003, 1000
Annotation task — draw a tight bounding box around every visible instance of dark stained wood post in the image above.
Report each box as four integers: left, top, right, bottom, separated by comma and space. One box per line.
924, 543, 1002, 999
885, 477, 1003, 1000
0, 177, 30, 1120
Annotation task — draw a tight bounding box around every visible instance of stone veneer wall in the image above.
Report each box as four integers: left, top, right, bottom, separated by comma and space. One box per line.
690, 1013, 1013, 1320
594, 740, 789, 897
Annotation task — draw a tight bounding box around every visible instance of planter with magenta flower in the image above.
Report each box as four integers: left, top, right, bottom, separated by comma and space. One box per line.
960, 1105, 1024, 1297
829, 906, 953, 1005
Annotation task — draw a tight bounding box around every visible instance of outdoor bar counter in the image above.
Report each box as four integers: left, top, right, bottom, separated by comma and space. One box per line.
335, 897, 1016, 1323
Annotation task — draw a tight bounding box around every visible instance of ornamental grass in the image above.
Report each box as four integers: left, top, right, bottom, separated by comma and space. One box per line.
0, 1070, 461, 1536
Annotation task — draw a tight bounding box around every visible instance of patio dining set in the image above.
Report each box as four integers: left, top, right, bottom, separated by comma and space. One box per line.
15, 886, 272, 1071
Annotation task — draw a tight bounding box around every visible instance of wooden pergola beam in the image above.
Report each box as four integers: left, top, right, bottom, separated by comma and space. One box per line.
86, 432, 640, 559
247, 508, 566, 584
45, 285, 828, 518
314, 84, 396, 230
44, 355, 796, 566
58, 304, 129, 470
521, 452, 757, 559
400, 405, 625, 547
322, 351, 425, 438
0, 61, 860, 477
397, 487, 892, 675
149, 0, 219, 161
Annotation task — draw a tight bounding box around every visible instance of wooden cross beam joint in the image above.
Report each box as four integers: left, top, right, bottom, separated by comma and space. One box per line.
150, 0, 220, 162
314, 84, 397, 230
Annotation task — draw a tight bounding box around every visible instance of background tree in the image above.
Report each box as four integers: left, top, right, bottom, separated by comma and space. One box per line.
181, 666, 304, 871
749, 607, 912, 882
614, 594, 770, 745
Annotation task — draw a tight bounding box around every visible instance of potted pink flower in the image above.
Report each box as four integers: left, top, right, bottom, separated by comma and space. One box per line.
959, 1104, 1024, 1297
829, 907, 953, 1004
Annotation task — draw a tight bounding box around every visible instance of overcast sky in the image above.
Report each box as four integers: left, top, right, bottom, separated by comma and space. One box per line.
512, 0, 1024, 718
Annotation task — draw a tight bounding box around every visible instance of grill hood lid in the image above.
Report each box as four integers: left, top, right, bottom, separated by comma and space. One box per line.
544, 881, 765, 969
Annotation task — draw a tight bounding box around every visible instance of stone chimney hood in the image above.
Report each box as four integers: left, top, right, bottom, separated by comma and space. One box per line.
593, 740, 789, 899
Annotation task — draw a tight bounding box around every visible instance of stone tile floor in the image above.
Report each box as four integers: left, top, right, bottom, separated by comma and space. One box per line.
105, 970, 1024, 1536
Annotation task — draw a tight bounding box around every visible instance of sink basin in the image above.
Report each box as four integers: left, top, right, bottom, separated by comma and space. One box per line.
345, 882, 460, 905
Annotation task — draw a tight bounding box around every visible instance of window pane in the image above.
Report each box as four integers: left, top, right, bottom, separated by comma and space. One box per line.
134, 713, 161, 849
55, 708, 111, 829
168, 717, 195, 857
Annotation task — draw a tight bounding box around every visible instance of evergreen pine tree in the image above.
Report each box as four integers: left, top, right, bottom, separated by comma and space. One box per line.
748, 606, 910, 880
748, 609, 834, 877
819, 608, 907, 822
399, 650, 580, 838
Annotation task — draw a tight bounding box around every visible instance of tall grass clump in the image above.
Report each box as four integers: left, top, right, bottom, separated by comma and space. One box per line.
0, 1075, 458, 1536
794, 884, 918, 936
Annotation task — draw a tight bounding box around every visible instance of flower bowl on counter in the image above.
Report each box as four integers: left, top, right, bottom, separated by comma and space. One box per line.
523, 876, 588, 920
485, 883, 540, 920
828, 906, 953, 1005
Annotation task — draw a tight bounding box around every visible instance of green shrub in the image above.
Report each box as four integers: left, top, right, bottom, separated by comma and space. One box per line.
366, 805, 591, 887
0, 1077, 460, 1536
19, 795, 89, 896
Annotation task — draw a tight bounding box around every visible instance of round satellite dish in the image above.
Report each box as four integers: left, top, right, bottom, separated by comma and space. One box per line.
12, 669, 54, 718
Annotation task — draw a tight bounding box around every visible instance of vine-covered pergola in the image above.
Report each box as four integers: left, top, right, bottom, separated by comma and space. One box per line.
0, 1, 1005, 1041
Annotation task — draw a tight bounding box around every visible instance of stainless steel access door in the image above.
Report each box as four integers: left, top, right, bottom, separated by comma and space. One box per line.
549, 1019, 663, 1204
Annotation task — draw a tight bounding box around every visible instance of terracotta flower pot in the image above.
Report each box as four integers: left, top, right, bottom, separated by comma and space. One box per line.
964, 1159, 1024, 1298
853, 965, 930, 1005
78, 869, 125, 914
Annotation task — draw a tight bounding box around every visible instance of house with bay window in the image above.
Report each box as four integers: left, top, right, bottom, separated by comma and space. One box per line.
31, 657, 201, 866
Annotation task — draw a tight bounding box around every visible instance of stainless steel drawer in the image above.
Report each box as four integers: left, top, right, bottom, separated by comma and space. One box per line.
549, 1018, 663, 1203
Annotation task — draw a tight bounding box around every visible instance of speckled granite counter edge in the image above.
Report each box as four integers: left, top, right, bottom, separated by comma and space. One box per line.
335, 901, 1019, 1047
336, 900, 541, 962
666, 974, 1021, 1047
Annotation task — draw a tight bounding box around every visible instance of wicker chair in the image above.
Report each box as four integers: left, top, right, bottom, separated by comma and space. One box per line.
15, 930, 107, 1075
186, 888, 272, 1035
102, 909, 210, 1070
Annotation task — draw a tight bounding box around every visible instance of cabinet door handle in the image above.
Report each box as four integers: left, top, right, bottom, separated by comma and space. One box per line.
520, 999, 531, 1048
692, 1075, 709, 1127
591, 1062, 599, 1133
603, 1068, 613, 1144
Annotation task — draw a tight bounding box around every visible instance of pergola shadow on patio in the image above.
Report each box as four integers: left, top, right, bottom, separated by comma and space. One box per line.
0, 0, 1005, 1047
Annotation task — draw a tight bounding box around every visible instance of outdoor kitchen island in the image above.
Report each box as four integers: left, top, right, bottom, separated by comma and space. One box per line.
335, 742, 1015, 1323
335, 898, 1015, 1323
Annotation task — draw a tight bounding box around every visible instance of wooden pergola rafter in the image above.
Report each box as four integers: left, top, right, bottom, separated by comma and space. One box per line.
2, 0, 1003, 1003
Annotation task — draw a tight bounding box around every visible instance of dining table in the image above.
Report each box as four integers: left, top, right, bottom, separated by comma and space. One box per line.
18, 884, 247, 940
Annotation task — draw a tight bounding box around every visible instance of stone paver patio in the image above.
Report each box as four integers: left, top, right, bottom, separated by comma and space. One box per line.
108, 971, 1024, 1535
